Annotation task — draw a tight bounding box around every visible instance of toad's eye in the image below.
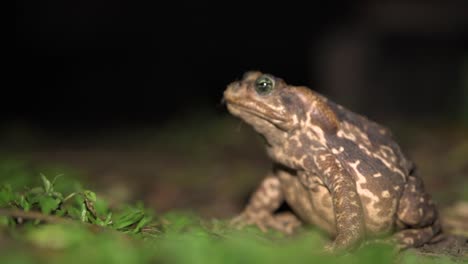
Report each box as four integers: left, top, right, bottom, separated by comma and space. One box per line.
254, 75, 275, 95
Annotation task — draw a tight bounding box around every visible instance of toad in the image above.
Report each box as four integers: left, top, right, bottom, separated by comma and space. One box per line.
223, 71, 442, 251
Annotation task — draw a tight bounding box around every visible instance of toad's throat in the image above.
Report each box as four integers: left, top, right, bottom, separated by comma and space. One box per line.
225, 100, 290, 126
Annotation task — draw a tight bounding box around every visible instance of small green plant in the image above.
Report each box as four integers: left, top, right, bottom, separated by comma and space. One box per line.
0, 173, 159, 234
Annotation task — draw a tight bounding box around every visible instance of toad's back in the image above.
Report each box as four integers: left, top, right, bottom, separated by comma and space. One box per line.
274, 92, 413, 234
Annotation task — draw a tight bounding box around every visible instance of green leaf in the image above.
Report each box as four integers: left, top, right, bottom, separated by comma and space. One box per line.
89, 215, 103, 226
133, 215, 152, 234
52, 191, 64, 200
18, 195, 31, 211
73, 193, 85, 204
83, 190, 96, 202
50, 174, 63, 187
40, 173, 52, 194
104, 212, 113, 226
38, 196, 60, 215
63, 192, 77, 202
113, 209, 145, 230
0, 184, 14, 207
80, 202, 88, 222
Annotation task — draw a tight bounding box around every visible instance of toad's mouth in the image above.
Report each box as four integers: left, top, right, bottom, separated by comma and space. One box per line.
224, 99, 292, 130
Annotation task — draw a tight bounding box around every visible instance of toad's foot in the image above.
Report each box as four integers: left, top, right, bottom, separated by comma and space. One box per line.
230, 211, 302, 235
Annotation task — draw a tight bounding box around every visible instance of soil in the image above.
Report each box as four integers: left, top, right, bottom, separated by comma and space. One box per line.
412, 235, 468, 262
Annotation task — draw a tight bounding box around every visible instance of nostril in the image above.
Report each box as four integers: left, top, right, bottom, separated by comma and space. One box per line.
231, 81, 242, 92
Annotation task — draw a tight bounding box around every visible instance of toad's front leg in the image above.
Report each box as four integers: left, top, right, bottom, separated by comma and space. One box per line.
230, 173, 301, 234
329, 172, 366, 250
312, 154, 366, 251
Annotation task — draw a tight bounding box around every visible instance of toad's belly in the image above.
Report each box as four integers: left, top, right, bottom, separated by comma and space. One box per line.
277, 170, 337, 236
277, 171, 396, 237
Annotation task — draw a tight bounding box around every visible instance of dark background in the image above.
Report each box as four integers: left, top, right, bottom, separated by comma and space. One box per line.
13, 0, 468, 132
8, 0, 468, 220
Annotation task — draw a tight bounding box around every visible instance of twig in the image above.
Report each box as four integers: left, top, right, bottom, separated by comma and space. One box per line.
0, 208, 110, 233
0, 208, 75, 225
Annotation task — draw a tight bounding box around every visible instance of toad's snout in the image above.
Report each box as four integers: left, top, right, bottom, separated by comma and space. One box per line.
223, 81, 247, 104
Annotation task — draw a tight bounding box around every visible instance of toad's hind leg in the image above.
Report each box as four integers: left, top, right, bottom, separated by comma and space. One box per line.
230, 175, 302, 234
393, 219, 443, 250
394, 175, 442, 249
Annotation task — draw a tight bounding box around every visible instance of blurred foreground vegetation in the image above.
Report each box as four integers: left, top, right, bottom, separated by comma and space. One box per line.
0, 166, 463, 264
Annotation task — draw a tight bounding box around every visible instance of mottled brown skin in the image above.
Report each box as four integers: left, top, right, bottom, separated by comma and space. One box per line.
224, 71, 441, 251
